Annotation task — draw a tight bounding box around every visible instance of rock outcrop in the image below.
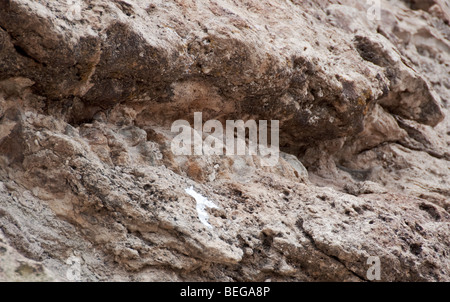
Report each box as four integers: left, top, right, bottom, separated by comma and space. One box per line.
0, 0, 449, 281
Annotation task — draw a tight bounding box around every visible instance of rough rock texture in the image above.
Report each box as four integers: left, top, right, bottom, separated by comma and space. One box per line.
0, 0, 449, 281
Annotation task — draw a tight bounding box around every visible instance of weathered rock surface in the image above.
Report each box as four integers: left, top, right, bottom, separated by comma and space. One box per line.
0, 0, 449, 281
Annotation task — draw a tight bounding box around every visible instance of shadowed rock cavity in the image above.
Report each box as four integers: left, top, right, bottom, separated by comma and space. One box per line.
0, 0, 449, 281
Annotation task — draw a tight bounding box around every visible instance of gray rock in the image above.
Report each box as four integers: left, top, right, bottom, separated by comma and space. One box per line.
0, 0, 449, 281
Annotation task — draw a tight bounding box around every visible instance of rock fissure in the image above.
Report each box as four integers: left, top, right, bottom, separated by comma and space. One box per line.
0, 0, 449, 281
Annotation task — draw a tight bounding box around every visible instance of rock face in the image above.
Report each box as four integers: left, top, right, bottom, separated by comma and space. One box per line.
0, 0, 449, 281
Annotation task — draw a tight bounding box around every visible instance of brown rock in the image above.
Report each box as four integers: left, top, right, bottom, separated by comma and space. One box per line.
0, 0, 448, 281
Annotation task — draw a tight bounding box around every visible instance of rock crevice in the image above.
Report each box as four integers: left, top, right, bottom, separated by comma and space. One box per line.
0, 0, 449, 281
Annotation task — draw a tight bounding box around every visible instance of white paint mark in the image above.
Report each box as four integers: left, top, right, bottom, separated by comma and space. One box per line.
185, 186, 218, 229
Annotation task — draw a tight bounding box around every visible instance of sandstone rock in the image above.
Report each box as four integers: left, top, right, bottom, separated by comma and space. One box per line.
0, 0, 449, 281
